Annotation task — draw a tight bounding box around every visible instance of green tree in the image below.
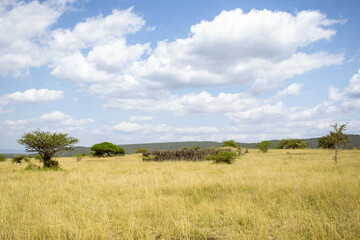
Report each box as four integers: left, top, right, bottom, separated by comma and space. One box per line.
206, 150, 237, 164
136, 148, 148, 153
256, 141, 272, 152
91, 142, 125, 156
329, 123, 349, 163
276, 139, 308, 149
222, 140, 239, 148
12, 155, 30, 164
18, 130, 79, 168
318, 135, 336, 149
0, 154, 7, 162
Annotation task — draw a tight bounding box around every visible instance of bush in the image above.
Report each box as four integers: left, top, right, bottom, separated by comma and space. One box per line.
74, 153, 87, 157
276, 139, 308, 149
12, 155, 30, 164
206, 151, 237, 164
256, 141, 271, 152
222, 140, 239, 148
0, 154, 6, 162
136, 148, 148, 153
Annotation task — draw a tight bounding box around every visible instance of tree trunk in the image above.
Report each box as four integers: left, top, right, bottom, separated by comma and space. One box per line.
334, 139, 338, 164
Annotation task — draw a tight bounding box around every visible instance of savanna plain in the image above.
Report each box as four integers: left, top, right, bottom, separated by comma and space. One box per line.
0, 149, 359, 239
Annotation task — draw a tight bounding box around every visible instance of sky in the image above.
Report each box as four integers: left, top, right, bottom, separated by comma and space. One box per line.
0, 0, 360, 149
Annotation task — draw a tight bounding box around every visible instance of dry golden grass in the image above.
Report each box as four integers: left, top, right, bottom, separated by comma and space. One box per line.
0, 149, 359, 239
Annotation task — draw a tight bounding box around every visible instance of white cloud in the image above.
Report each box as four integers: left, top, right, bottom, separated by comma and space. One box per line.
345, 69, 360, 98
0, 0, 75, 78
129, 115, 154, 122
175, 126, 219, 135
40, 111, 94, 126
272, 83, 303, 100
328, 87, 343, 101
104, 91, 259, 116
0, 89, 64, 105
3, 119, 32, 126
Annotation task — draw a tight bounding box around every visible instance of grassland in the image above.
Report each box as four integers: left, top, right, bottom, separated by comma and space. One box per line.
0, 149, 359, 239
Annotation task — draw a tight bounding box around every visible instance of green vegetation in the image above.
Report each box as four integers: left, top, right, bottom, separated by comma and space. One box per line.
256, 140, 272, 152
330, 123, 349, 163
0, 154, 6, 162
318, 135, 336, 149
74, 153, 87, 157
222, 139, 239, 148
91, 142, 125, 156
135, 148, 148, 153
206, 150, 237, 164
1, 150, 359, 239
276, 139, 308, 149
11, 155, 30, 164
142, 148, 219, 161
17, 129, 79, 168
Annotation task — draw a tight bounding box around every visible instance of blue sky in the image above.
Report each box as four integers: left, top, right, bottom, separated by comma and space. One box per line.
1, 0, 360, 149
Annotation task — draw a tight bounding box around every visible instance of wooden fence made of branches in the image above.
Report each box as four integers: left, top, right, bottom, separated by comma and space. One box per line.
142, 148, 232, 161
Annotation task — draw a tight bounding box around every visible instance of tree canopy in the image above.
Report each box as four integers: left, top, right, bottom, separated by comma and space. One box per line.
256, 141, 272, 152
329, 123, 348, 163
18, 129, 79, 168
276, 139, 308, 149
222, 140, 239, 148
91, 142, 125, 156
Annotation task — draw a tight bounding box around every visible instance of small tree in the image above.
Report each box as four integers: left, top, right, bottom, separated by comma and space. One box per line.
256, 141, 272, 152
329, 123, 349, 163
0, 154, 6, 162
91, 142, 125, 156
222, 140, 239, 148
12, 155, 30, 164
136, 148, 148, 154
318, 135, 336, 149
276, 139, 308, 149
206, 150, 237, 164
18, 130, 79, 168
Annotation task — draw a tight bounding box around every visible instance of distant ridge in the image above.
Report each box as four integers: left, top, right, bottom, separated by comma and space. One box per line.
4, 134, 359, 157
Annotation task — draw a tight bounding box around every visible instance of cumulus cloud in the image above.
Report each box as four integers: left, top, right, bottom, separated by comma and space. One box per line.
129, 115, 154, 122
40, 111, 94, 126
0, 89, 64, 105
271, 83, 303, 100
0, 0, 75, 77
345, 69, 360, 98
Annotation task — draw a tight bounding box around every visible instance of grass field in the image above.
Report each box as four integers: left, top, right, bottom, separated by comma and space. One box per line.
0, 149, 359, 239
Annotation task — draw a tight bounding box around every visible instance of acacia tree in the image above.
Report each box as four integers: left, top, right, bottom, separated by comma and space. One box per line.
256, 141, 272, 152
91, 142, 125, 156
330, 123, 349, 163
222, 140, 239, 148
18, 130, 79, 168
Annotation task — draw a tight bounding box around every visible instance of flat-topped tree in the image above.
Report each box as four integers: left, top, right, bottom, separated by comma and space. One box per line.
18, 129, 79, 168
91, 142, 125, 156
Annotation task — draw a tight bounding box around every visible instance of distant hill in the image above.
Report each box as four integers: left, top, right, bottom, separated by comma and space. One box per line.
4, 134, 359, 157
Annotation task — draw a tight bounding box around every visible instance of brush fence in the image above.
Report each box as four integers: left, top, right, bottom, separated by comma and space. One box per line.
142, 148, 232, 162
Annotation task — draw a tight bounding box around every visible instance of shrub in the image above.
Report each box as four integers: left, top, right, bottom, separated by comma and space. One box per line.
222, 140, 239, 148
24, 163, 41, 171
74, 153, 87, 157
256, 141, 272, 152
12, 155, 30, 164
206, 151, 237, 164
136, 148, 148, 153
0, 154, 6, 162
276, 139, 308, 149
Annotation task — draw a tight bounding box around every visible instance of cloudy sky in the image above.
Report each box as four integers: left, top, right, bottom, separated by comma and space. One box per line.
1, 0, 360, 149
